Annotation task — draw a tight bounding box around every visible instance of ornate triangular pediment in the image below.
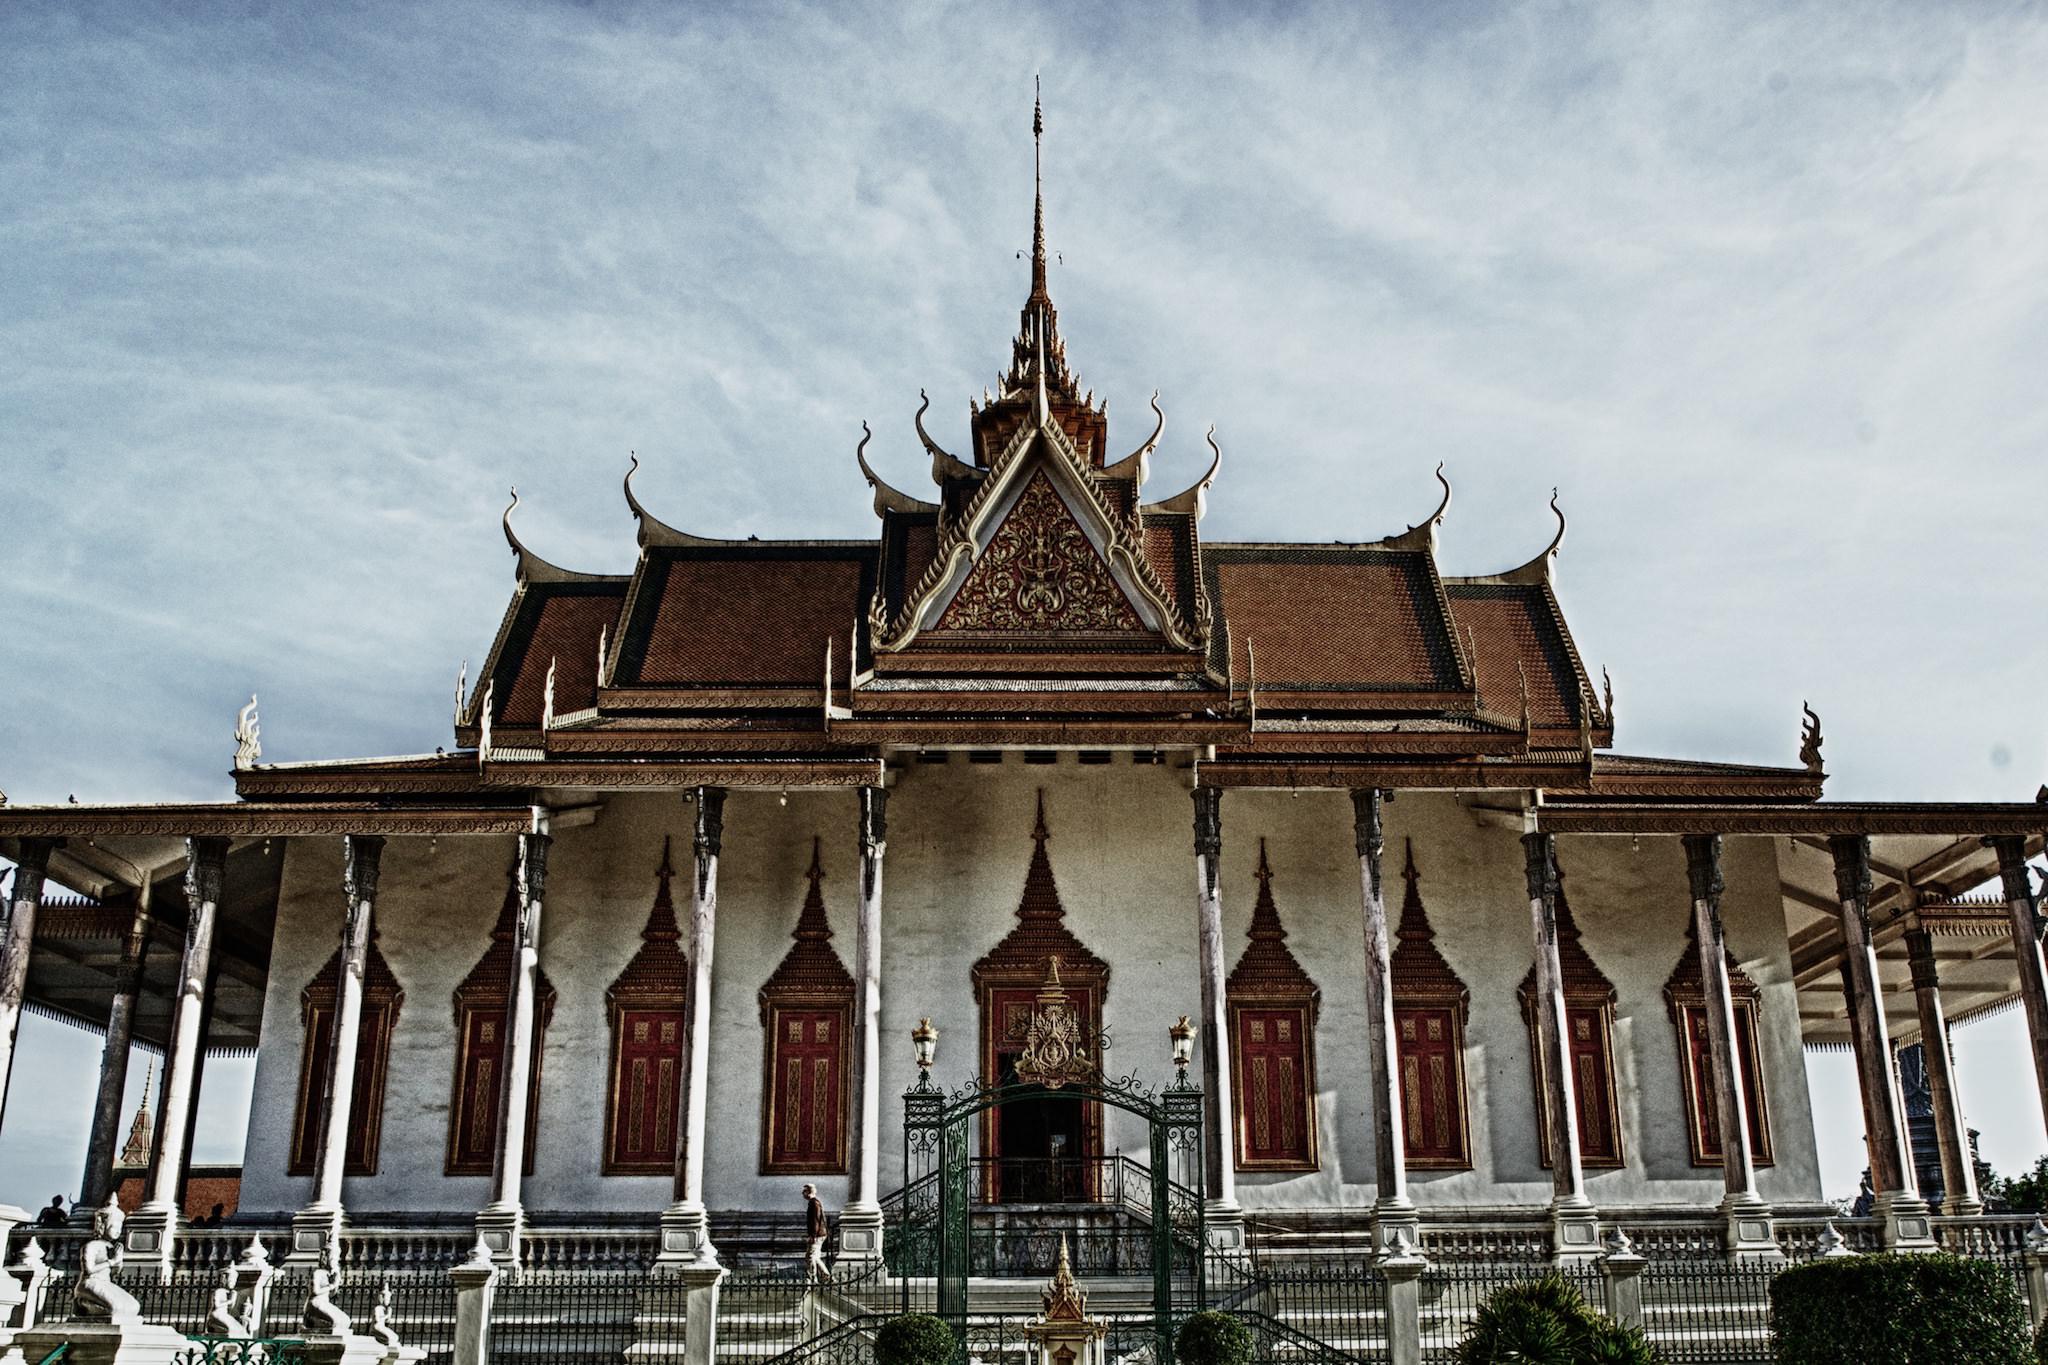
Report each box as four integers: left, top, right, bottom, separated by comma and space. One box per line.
454, 860, 557, 1024
761, 838, 854, 1014
1389, 840, 1468, 1014
972, 793, 1109, 990
1663, 914, 1759, 1008
932, 470, 1146, 634
1226, 839, 1319, 1014
1516, 861, 1614, 1015
610, 838, 689, 1009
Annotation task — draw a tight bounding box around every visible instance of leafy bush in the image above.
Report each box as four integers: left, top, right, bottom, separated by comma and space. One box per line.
1771, 1252, 2031, 1365
1453, 1272, 1658, 1365
2035, 1311, 2048, 1365
875, 1313, 957, 1365
1176, 1311, 1254, 1365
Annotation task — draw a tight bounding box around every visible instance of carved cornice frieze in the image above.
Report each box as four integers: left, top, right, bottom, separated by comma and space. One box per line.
1536, 803, 2048, 837
480, 760, 883, 789
0, 805, 534, 837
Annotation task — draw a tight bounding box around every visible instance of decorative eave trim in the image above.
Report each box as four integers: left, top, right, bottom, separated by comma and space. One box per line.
1536, 802, 2048, 836
0, 804, 534, 837
477, 759, 883, 789
1195, 757, 1593, 791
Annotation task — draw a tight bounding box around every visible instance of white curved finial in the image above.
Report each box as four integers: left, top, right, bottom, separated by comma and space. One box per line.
501, 486, 520, 555
234, 695, 261, 770
541, 656, 557, 732
1542, 488, 1566, 562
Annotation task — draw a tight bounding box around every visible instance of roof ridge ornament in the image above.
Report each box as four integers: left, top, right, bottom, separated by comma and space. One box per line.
234, 695, 261, 771
856, 420, 939, 516
453, 660, 468, 730
504, 483, 610, 582
1101, 390, 1163, 485
914, 390, 975, 486
1799, 702, 1825, 776
1140, 424, 1222, 520
1387, 463, 1453, 552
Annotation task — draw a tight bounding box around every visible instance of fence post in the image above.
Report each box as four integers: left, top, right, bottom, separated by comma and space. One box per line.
2024, 1220, 2048, 1332
450, 1239, 499, 1365
1598, 1229, 1647, 1333
8, 1238, 48, 1330
1377, 1232, 1427, 1365
679, 1263, 725, 1365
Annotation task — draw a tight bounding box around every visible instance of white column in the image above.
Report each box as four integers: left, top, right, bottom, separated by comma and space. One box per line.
1988, 836, 2048, 1151
840, 786, 887, 1261
1351, 789, 1415, 1251
1681, 834, 1778, 1261
1190, 787, 1239, 1244
661, 786, 724, 1265
127, 835, 228, 1271
291, 834, 384, 1264
477, 818, 548, 1264
1524, 827, 1598, 1261
0, 837, 58, 1123
1829, 833, 1934, 1251
1904, 923, 1982, 1215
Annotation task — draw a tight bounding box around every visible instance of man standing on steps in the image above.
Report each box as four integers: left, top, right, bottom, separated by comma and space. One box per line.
803, 1183, 831, 1284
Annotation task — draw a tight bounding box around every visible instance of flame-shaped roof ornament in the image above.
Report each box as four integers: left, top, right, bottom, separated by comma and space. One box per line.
624, 453, 726, 549
856, 421, 938, 515
1142, 425, 1222, 520
1102, 390, 1163, 485
503, 484, 608, 583
915, 389, 976, 485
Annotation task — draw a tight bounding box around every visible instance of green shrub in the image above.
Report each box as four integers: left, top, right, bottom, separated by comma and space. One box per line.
1453, 1272, 1658, 1365
1176, 1310, 1254, 1365
2036, 1310, 2048, 1365
1771, 1251, 2031, 1365
875, 1313, 957, 1365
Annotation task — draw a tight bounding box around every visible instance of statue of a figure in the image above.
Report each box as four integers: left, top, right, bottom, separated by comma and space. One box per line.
73, 1195, 141, 1322
369, 1280, 402, 1348
302, 1244, 350, 1335
206, 1266, 251, 1338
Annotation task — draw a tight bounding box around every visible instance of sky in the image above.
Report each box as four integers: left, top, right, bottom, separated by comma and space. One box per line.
3, 0, 2047, 1211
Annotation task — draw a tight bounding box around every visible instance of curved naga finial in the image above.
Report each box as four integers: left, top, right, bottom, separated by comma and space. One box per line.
501, 485, 522, 558
1799, 701, 1825, 775
233, 694, 261, 770
1542, 487, 1566, 561
622, 452, 725, 548
916, 389, 978, 485
1387, 463, 1454, 551
1102, 390, 1163, 484
857, 420, 938, 516
1141, 424, 1223, 520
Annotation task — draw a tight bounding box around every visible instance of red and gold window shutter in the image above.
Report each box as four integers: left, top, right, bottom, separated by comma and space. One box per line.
1230, 1005, 1316, 1170
447, 869, 556, 1178
288, 940, 402, 1178
764, 1006, 849, 1172
1394, 1006, 1470, 1168
1518, 866, 1626, 1170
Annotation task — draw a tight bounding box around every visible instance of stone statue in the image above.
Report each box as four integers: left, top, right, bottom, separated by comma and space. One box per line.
302, 1244, 350, 1335
369, 1279, 402, 1348
73, 1195, 140, 1322
206, 1266, 251, 1338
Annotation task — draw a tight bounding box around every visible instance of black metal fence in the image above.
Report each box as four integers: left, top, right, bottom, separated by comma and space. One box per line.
1638, 1261, 1776, 1365
483, 1270, 687, 1364
1416, 1260, 1606, 1365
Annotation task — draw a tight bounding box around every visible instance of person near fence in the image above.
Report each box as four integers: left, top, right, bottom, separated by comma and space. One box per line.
803, 1183, 831, 1284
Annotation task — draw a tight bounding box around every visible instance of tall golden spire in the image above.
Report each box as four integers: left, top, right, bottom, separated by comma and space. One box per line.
1031, 75, 1048, 305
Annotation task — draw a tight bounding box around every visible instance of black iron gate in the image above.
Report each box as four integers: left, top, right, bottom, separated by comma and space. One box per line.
899, 1067, 1205, 1362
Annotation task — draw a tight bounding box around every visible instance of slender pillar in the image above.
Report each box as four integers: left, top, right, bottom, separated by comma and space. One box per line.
291, 835, 386, 1264
1351, 790, 1415, 1251
1988, 836, 2048, 1149
1191, 787, 1240, 1246
477, 818, 548, 1265
127, 835, 229, 1270
660, 786, 725, 1265
0, 837, 59, 1124
1681, 834, 1778, 1260
1903, 923, 1982, 1214
1828, 833, 1934, 1251
80, 885, 154, 1210
839, 786, 887, 1262
1524, 826, 1599, 1261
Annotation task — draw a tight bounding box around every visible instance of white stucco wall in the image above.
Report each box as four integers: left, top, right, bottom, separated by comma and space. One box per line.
238, 764, 1822, 1218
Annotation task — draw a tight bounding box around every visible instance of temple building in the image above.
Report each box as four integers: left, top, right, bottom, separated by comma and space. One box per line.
3, 100, 2047, 1294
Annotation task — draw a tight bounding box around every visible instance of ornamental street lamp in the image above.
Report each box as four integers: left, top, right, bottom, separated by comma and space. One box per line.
912, 1018, 939, 1084
1169, 1014, 1195, 1087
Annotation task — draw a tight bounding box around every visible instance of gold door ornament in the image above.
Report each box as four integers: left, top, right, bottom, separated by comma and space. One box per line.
1014, 957, 1098, 1091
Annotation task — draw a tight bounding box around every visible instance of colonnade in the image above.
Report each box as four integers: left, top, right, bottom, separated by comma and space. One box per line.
0, 800, 2043, 1272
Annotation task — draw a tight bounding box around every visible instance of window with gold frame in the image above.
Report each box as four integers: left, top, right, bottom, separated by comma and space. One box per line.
287, 935, 402, 1178
1388, 841, 1472, 1170
1225, 840, 1320, 1173
1517, 865, 1625, 1169
1665, 916, 1773, 1167
759, 839, 854, 1176
603, 840, 691, 1175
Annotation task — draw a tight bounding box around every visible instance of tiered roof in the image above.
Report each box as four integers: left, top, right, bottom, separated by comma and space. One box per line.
227, 96, 1824, 806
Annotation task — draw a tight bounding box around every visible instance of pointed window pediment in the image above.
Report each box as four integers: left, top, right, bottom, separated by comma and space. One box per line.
1226, 841, 1320, 1172
1664, 916, 1773, 1168
760, 839, 854, 1176
1516, 862, 1625, 1169
289, 933, 404, 1177
447, 864, 556, 1177
1389, 841, 1473, 1170
604, 839, 689, 1175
